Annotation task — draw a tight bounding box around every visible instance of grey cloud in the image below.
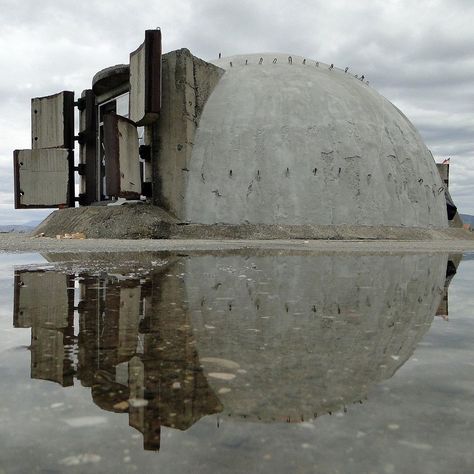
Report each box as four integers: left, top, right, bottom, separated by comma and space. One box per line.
419, 125, 474, 144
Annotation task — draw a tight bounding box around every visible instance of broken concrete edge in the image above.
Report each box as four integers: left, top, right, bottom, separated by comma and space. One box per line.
152, 49, 225, 217
31, 205, 474, 241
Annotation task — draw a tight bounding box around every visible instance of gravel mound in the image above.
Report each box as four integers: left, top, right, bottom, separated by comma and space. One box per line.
34, 204, 178, 239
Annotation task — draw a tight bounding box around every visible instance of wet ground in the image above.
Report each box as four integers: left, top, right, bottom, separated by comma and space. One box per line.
0, 249, 473, 473
2, 233, 474, 254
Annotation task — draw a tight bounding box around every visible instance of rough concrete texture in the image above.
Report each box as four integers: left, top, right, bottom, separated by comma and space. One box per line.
31, 91, 74, 149
14, 149, 69, 207
152, 49, 224, 218
29, 205, 474, 241
185, 54, 448, 228
103, 115, 141, 198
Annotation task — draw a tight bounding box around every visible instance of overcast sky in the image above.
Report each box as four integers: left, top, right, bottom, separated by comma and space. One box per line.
1, 0, 473, 224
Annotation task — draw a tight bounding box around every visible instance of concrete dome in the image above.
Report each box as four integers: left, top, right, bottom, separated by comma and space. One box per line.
185, 53, 447, 228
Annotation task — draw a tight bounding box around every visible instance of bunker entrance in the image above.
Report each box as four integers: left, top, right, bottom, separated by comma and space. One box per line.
97, 93, 145, 202
13, 29, 162, 209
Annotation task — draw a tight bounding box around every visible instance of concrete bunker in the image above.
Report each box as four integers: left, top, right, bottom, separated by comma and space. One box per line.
13, 29, 461, 234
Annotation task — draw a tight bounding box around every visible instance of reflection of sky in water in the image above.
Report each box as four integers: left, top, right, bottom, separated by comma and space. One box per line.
0, 252, 473, 473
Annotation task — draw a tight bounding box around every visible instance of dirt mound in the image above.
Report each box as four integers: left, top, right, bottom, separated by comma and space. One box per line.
34, 204, 178, 239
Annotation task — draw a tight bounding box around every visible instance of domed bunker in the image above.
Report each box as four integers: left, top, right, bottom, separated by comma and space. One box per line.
14, 30, 461, 238
186, 54, 447, 227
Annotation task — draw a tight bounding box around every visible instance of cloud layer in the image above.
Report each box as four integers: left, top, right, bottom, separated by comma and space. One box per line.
1, 0, 473, 223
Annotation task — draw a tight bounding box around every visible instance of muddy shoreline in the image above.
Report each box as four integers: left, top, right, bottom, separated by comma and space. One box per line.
2, 233, 474, 255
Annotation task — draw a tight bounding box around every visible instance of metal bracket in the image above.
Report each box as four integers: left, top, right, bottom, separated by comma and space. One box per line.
139, 144, 151, 161
74, 163, 87, 176
74, 131, 88, 145
74, 97, 86, 111
76, 194, 88, 206
142, 182, 152, 197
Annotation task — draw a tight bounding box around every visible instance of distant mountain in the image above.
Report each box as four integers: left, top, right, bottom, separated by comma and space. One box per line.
460, 214, 474, 226
0, 224, 35, 233
0, 220, 42, 233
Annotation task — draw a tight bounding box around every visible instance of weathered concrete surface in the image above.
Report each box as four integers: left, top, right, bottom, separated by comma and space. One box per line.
185, 54, 447, 227
31, 91, 74, 149
152, 49, 224, 218
103, 115, 141, 198
27, 205, 474, 241
129, 41, 147, 123
129, 30, 161, 126
14, 149, 70, 207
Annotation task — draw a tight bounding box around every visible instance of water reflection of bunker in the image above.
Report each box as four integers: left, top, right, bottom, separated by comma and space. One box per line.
186, 255, 448, 420
13, 253, 457, 450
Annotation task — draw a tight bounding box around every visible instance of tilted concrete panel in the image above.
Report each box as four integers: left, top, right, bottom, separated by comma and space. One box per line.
129, 30, 162, 126
13, 149, 70, 208
185, 53, 448, 228
31, 91, 74, 149
103, 114, 141, 198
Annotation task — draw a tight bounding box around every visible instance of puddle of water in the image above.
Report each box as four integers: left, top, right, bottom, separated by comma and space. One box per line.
0, 251, 473, 473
